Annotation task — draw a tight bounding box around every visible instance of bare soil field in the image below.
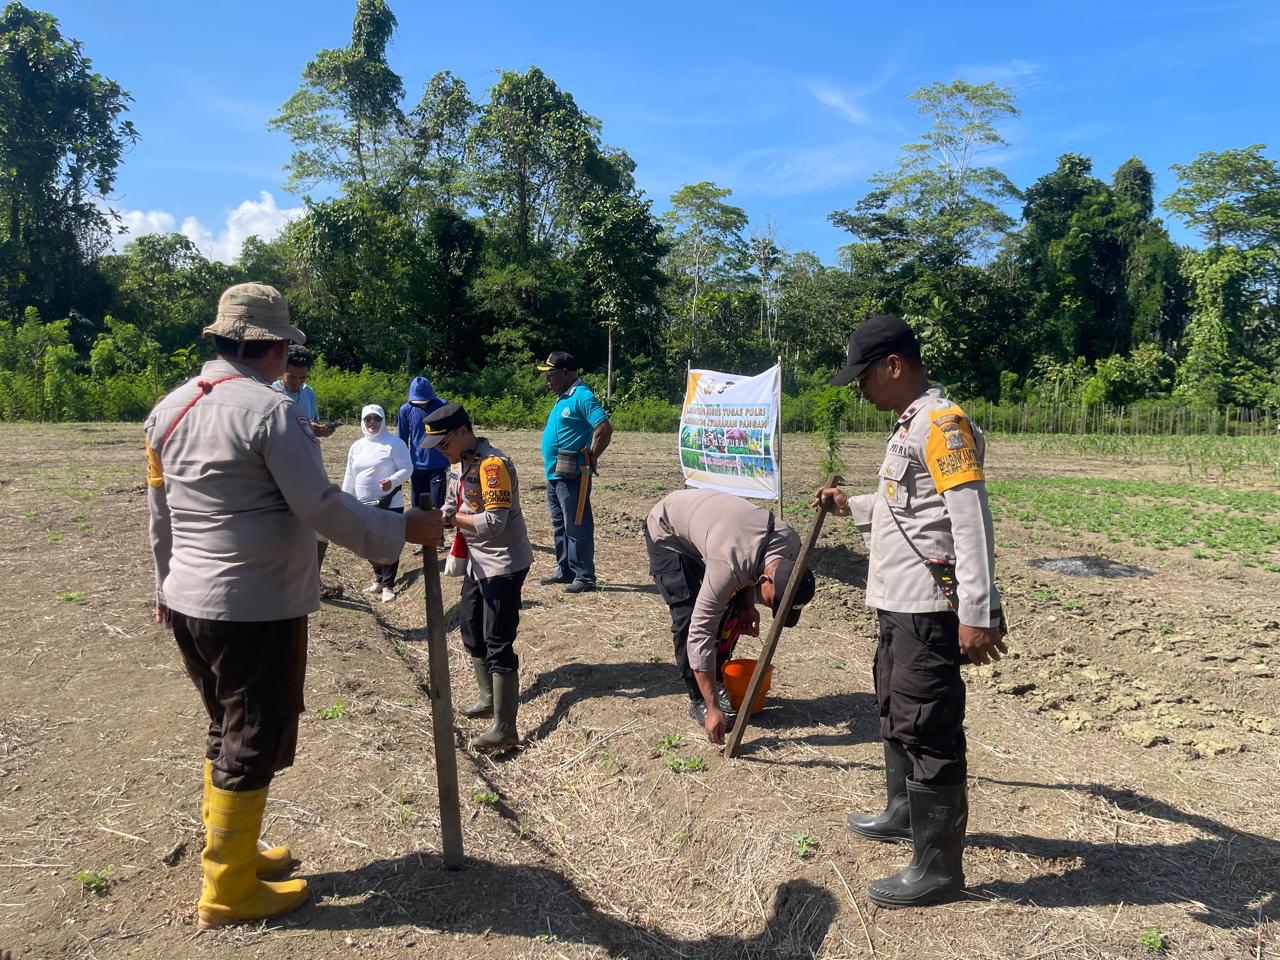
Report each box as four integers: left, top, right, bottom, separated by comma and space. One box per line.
1, 423, 1277, 960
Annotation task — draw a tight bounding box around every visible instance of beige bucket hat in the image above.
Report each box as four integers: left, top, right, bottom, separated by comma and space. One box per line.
201, 283, 306, 344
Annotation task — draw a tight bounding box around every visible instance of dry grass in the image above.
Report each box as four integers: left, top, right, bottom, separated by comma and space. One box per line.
0, 425, 1277, 959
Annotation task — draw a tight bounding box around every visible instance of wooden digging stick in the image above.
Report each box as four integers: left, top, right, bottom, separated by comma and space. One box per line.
422, 545, 464, 869
573, 446, 591, 525
725, 472, 839, 759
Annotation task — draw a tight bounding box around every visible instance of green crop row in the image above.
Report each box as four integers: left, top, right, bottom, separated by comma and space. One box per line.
988, 478, 1280, 569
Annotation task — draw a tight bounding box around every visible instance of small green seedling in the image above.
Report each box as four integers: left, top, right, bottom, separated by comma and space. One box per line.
829, 658, 845, 670
516, 818, 532, 839
21, 510, 36, 521
474, 789, 500, 807
792, 832, 819, 859
656, 734, 683, 753
609, 635, 624, 649
56, 590, 84, 603
646, 653, 664, 664
388, 794, 414, 826
316, 701, 348, 720
74, 866, 113, 894
48, 532, 62, 542
1140, 925, 1165, 953
666, 756, 706, 774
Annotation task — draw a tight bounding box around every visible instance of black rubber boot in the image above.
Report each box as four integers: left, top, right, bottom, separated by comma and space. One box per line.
460, 657, 494, 719
847, 740, 912, 843
866, 779, 967, 908
472, 671, 518, 752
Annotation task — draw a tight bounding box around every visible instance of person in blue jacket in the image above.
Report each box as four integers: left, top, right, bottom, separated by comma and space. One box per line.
397, 376, 449, 511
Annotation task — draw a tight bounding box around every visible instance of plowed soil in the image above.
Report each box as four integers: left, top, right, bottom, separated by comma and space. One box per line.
1, 424, 1276, 960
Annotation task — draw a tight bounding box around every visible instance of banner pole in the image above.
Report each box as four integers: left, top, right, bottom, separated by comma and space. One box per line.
775, 355, 783, 521
684, 360, 691, 489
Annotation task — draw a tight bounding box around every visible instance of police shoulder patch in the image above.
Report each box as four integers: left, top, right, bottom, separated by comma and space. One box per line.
924, 404, 983, 493
296, 415, 318, 443
479, 455, 513, 509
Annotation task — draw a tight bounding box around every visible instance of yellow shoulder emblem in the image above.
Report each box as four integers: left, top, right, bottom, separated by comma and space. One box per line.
146, 441, 164, 488
479, 456, 513, 510
924, 405, 983, 493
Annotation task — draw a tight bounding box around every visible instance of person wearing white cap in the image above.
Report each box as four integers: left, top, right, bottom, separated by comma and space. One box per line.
341, 403, 412, 602
145, 283, 443, 929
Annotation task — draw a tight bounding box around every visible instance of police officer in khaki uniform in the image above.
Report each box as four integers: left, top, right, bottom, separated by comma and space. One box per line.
814, 314, 1006, 908
421, 403, 533, 752
146, 284, 443, 928
645, 489, 816, 744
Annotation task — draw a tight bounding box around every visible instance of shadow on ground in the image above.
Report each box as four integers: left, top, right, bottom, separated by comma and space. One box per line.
808, 543, 868, 589
301, 854, 836, 959
524, 661, 879, 752
969, 780, 1278, 927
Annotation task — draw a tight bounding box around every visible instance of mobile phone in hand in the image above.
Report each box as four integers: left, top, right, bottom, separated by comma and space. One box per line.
325, 420, 342, 430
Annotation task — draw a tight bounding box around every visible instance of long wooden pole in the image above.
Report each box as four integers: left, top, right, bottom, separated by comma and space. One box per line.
724, 471, 838, 759
422, 548, 464, 869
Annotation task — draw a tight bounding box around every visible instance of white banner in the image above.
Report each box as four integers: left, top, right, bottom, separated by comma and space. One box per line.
679, 363, 780, 499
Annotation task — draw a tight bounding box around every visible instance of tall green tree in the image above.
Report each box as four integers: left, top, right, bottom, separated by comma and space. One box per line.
401, 70, 476, 211
270, 0, 404, 192
1164, 144, 1280, 362
0, 2, 137, 320
830, 80, 1020, 270
828, 81, 1022, 396
469, 66, 631, 264
661, 181, 748, 345
574, 191, 667, 398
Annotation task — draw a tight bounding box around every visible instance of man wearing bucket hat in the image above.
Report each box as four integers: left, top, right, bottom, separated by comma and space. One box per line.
644, 489, 816, 745
145, 283, 444, 929
421, 402, 534, 752
536, 350, 612, 594
813, 313, 1006, 909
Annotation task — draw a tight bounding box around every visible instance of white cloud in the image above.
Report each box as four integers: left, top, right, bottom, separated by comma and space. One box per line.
954, 59, 1046, 90
810, 82, 869, 125
116, 208, 176, 239
109, 190, 303, 263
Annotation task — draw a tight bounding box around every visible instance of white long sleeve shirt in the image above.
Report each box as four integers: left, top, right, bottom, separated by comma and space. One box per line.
342, 424, 412, 509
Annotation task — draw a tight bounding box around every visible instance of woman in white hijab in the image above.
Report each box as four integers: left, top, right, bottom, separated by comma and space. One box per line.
341, 404, 413, 602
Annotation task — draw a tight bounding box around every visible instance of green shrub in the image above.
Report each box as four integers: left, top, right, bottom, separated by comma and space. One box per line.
611, 397, 680, 432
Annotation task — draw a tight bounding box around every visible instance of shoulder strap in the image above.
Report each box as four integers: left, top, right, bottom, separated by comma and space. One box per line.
157, 375, 245, 451
754, 511, 776, 575
884, 495, 959, 612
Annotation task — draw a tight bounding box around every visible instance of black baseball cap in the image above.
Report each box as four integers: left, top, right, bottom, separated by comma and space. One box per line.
830, 314, 918, 386
419, 402, 471, 449
536, 350, 578, 372
771, 559, 816, 627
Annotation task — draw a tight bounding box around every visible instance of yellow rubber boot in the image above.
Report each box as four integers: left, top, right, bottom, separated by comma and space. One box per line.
203, 761, 294, 878
197, 784, 309, 929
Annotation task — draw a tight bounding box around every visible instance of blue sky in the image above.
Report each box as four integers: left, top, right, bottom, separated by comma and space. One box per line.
42, 0, 1280, 262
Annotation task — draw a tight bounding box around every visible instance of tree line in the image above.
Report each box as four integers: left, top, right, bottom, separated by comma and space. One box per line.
1, 0, 1277, 426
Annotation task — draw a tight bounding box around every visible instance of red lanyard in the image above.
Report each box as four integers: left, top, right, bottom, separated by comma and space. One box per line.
158, 375, 244, 450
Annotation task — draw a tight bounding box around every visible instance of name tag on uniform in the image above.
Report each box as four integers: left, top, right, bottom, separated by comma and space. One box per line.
880, 456, 908, 507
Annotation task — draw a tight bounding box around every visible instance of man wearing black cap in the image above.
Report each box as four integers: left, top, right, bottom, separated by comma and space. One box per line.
421, 403, 533, 752
645, 489, 816, 744
536, 351, 612, 594
814, 314, 1006, 909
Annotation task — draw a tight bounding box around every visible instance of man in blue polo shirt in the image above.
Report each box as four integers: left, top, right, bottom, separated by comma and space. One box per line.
538, 351, 612, 594
272, 345, 334, 438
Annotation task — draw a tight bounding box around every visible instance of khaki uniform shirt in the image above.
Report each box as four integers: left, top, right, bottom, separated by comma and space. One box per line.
146, 358, 406, 621
446, 438, 534, 580
847, 386, 999, 627
645, 489, 801, 673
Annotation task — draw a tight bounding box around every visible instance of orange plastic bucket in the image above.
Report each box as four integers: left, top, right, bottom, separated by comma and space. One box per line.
722, 658, 772, 715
